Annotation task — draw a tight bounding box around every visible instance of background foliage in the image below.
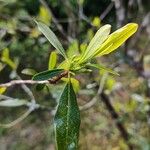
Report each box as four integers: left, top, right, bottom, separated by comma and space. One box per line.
0, 0, 150, 149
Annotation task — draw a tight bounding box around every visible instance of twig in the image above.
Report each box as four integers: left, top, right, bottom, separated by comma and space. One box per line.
16, 75, 35, 102
100, 92, 133, 150
100, 2, 114, 20
0, 80, 49, 87
0, 109, 32, 128
39, 0, 73, 42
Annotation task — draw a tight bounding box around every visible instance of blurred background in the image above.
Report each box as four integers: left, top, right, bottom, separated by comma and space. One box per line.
0, 0, 150, 149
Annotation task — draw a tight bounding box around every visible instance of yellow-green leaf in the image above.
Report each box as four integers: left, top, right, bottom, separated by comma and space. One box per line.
79, 24, 111, 63
61, 78, 80, 92
92, 17, 101, 27
38, 6, 51, 25
48, 51, 57, 70
1, 48, 16, 70
0, 87, 7, 94
95, 23, 138, 57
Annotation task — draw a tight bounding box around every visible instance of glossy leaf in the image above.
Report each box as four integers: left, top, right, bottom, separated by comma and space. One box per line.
36, 21, 67, 59
79, 24, 111, 63
54, 81, 80, 150
95, 23, 138, 57
48, 51, 57, 70
87, 63, 119, 75
32, 69, 64, 81
0, 99, 28, 107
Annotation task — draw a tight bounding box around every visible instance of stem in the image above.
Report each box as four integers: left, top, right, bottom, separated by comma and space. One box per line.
100, 92, 133, 150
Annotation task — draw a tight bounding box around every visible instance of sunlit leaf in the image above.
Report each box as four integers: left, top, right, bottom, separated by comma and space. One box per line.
54, 81, 80, 149
87, 63, 119, 75
95, 23, 138, 57
38, 6, 51, 25
0, 99, 28, 107
0, 87, 7, 94
35, 21, 67, 59
92, 17, 101, 27
32, 69, 64, 81
1, 48, 17, 70
58, 60, 70, 70
79, 24, 111, 63
48, 51, 57, 70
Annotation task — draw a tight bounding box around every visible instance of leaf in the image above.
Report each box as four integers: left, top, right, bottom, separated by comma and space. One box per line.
48, 51, 57, 70
0, 99, 28, 107
38, 6, 51, 25
79, 24, 111, 63
21, 68, 37, 76
61, 78, 80, 93
54, 81, 80, 150
92, 16, 101, 27
32, 69, 64, 81
0, 87, 7, 94
95, 23, 138, 57
1, 48, 16, 70
87, 63, 119, 75
35, 21, 67, 59
66, 40, 79, 58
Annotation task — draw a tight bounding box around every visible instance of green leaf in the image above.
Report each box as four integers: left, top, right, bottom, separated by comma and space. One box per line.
48, 51, 57, 70
54, 81, 80, 150
61, 78, 80, 93
79, 24, 111, 63
35, 21, 67, 59
67, 40, 79, 58
95, 23, 138, 57
87, 63, 119, 75
0, 99, 28, 107
21, 68, 37, 76
32, 69, 64, 81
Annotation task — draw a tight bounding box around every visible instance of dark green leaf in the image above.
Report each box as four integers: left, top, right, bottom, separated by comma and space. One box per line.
54, 81, 80, 150
32, 69, 64, 81
36, 84, 45, 91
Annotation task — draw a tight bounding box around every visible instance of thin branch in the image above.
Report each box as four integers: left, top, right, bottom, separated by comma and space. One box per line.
16, 75, 35, 102
39, 0, 73, 42
100, 92, 133, 150
0, 109, 32, 128
100, 2, 114, 20
0, 80, 49, 87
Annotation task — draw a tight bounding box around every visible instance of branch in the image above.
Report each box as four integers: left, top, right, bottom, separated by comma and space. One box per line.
100, 92, 133, 150
100, 2, 114, 20
39, 0, 73, 42
0, 80, 49, 87
0, 109, 32, 128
